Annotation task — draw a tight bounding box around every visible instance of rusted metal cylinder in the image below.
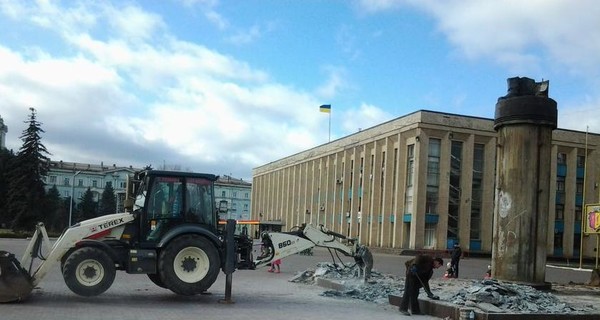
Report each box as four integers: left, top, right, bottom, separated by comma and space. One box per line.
492, 77, 557, 286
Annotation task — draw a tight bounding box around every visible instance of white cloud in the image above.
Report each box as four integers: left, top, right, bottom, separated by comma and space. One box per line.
354, 0, 600, 134
405, 0, 600, 75
335, 24, 361, 61
104, 5, 165, 41
340, 103, 393, 134
0, 1, 326, 179
178, 0, 229, 30
558, 96, 600, 133
354, 0, 404, 13
316, 66, 349, 99
227, 25, 262, 45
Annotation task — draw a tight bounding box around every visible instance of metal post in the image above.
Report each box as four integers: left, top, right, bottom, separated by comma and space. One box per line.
219, 219, 236, 304
328, 111, 331, 142
579, 127, 588, 269
68, 171, 81, 226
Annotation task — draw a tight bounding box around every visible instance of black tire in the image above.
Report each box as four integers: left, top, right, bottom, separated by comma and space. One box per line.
158, 235, 220, 296
62, 247, 116, 297
147, 273, 167, 288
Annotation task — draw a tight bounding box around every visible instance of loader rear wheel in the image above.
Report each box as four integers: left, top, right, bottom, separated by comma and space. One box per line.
158, 235, 219, 296
62, 247, 116, 297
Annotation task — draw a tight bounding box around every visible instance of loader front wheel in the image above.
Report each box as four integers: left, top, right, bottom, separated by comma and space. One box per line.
62, 247, 116, 297
158, 235, 219, 296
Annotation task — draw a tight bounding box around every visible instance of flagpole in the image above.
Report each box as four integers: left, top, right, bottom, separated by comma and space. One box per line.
328, 111, 331, 142
579, 125, 588, 269
319, 104, 332, 142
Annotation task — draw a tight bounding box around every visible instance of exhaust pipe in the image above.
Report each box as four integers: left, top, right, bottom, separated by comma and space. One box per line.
0, 251, 34, 303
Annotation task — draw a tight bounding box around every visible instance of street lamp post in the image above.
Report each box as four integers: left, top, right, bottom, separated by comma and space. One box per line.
69, 171, 81, 226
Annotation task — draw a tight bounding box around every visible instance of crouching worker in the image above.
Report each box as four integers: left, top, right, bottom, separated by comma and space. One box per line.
399, 255, 443, 316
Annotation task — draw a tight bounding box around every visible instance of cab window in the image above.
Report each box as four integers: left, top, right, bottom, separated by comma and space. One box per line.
186, 178, 214, 226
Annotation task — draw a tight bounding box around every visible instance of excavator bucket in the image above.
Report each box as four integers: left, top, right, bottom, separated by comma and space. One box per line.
354, 245, 374, 280
0, 251, 34, 303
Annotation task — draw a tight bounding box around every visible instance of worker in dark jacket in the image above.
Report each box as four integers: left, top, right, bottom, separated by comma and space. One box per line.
399, 255, 443, 316
451, 243, 463, 278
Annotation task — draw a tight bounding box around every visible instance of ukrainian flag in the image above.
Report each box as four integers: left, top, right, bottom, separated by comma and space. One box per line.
319, 104, 331, 113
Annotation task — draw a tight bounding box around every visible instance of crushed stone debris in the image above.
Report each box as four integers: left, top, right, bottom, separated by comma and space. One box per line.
290, 262, 598, 314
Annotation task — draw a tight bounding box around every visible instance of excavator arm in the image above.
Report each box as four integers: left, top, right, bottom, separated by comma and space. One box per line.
253, 224, 373, 279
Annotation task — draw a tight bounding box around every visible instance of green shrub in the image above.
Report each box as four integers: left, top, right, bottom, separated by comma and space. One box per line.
0, 229, 32, 239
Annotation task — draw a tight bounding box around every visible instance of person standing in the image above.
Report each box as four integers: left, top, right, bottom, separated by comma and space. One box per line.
399, 255, 443, 316
451, 243, 462, 278
268, 259, 281, 273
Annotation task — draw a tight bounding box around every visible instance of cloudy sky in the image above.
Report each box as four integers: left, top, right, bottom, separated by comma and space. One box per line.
1, 0, 599, 180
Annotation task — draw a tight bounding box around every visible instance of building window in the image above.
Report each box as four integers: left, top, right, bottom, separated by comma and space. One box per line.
406, 145, 414, 187
92, 180, 98, 188
554, 232, 563, 253
78, 179, 84, 187
393, 147, 398, 196
556, 177, 565, 205
470, 143, 484, 241
244, 204, 248, 210
49, 176, 57, 184
557, 152, 566, 164
575, 206, 582, 221
426, 139, 441, 214
556, 177, 565, 191
64, 177, 70, 186
424, 223, 436, 248
555, 204, 564, 220
448, 141, 462, 241
404, 144, 415, 214
245, 192, 249, 199
577, 155, 585, 167
222, 191, 226, 197
233, 191, 237, 198
576, 179, 583, 195
106, 181, 112, 188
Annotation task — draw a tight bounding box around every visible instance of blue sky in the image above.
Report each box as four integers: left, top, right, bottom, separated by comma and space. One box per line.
1, 0, 599, 180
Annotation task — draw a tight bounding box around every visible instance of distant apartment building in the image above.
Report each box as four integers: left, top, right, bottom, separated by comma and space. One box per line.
214, 175, 252, 221
45, 161, 251, 218
44, 161, 138, 212
252, 110, 600, 258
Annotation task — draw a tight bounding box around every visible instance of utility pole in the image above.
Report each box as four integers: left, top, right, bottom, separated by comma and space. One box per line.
69, 171, 81, 226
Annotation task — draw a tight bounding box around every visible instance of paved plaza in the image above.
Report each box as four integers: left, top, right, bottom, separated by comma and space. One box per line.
0, 238, 594, 320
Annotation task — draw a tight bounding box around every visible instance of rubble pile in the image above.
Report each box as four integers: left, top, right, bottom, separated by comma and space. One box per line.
290, 262, 404, 303
439, 279, 595, 314
291, 262, 597, 314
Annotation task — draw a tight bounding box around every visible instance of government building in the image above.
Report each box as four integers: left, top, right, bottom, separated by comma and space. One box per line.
251, 110, 600, 258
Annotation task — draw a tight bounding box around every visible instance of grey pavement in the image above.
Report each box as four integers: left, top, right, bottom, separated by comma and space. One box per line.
0, 238, 594, 320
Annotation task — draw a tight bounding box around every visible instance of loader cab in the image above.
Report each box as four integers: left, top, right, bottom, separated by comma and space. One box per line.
132, 170, 219, 246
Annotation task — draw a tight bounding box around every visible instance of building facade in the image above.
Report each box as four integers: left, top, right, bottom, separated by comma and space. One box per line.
45, 162, 251, 219
251, 110, 600, 258
44, 161, 138, 212
214, 175, 252, 221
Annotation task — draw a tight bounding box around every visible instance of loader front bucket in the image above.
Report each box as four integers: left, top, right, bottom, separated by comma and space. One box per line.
354, 245, 373, 280
0, 251, 34, 303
